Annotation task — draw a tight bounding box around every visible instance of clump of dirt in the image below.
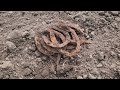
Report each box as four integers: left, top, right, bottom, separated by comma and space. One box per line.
0, 11, 120, 79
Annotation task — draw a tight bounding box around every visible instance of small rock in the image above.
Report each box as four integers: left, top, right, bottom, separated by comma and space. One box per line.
41, 68, 49, 77
111, 63, 116, 68
8, 11, 13, 14
56, 65, 64, 74
32, 13, 38, 17
77, 54, 82, 58
88, 73, 96, 79
41, 56, 47, 61
117, 69, 120, 75
98, 11, 105, 16
98, 52, 105, 61
21, 30, 30, 38
0, 72, 4, 79
89, 54, 93, 59
0, 61, 12, 68
97, 63, 103, 68
21, 62, 30, 68
109, 11, 119, 16
76, 60, 81, 65
64, 65, 73, 72
97, 76, 102, 79
22, 68, 32, 76
91, 31, 95, 36
6, 41, 16, 52
115, 17, 120, 22
42, 21, 46, 25
117, 54, 120, 59
6, 31, 21, 40
1, 48, 8, 59
3, 74, 10, 79
83, 74, 88, 79
92, 68, 99, 75
29, 30, 35, 38
49, 64, 56, 74
35, 50, 41, 57
77, 76, 83, 79
74, 16, 80, 21
22, 47, 28, 54
28, 44, 36, 51
85, 34, 90, 39
110, 51, 116, 57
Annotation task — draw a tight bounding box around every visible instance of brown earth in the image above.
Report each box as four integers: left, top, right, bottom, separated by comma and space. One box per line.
0, 11, 120, 79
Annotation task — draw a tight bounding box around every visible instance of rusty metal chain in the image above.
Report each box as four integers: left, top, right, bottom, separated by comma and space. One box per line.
34, 20, 91, 59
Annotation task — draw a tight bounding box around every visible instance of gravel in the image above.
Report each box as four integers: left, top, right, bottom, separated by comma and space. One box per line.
98, 52, 105, 61
83, 74, 88, 79
109, 11, 119, 16
117, 54, 120, 59
6, 30, 21, 40
6, 41, 17, 52
110, 51, 116, 57
41, 68, 49, 77
97, 63, 103, 68
88, 73, 97, 79
22, 68, 32, 76
0, 72, 4, 79
35, 50, 41, 57
77, 76, 83, 79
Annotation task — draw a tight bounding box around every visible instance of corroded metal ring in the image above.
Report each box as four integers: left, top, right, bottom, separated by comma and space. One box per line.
34, 20, 91, 58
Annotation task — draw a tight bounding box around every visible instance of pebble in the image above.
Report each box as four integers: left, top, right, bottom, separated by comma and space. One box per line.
110, 63, 116, 68
98, 11, 105, 16
6, 41, 16, 52
41, 68, 49, 77
22, 68, 32, 76
77, 76, 83, 79
6, 31, 21, 40
97, 76, 102, 79
117, 69, 120, 75
89, 54, 93, 59
35, 50, 41, 57
3, 74, 10, 79
83, 74, 88, 79
28, 44, 36, 51
115, 17, 120, 22
91, 31, 95, 36
117, 54, 120, 59
109, 11, 119, 16
97, 63, 103, 68
56, 65, 64, 74
49, 64, 56, 74
29, 30, 35, 38
98, 52, 105, 61
21, 30, 30, 38
88, 73, 96, 79
110, 51, 116, 57
22, 47, 30, 55
41, 56, 47, 61
42, 21, 46, 26
0, 72, 3, 79
85, 34, 90, 39
0, 61, 12, 68
92, 68, 99, 75
8, 11, 13, 14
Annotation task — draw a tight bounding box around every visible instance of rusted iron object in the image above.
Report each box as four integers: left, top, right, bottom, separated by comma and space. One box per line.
34, 20, 91, 58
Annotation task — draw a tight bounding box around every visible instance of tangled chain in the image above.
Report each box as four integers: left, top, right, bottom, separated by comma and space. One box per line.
34, 20, 91, 59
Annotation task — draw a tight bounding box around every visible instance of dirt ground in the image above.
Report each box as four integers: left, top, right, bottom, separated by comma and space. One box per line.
0, 11, 120, 79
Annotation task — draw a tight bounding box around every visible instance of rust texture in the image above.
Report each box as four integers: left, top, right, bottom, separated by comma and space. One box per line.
34, 20, 91, 59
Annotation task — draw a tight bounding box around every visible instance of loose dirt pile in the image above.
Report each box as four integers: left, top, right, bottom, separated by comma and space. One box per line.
0, 11, 120, 79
